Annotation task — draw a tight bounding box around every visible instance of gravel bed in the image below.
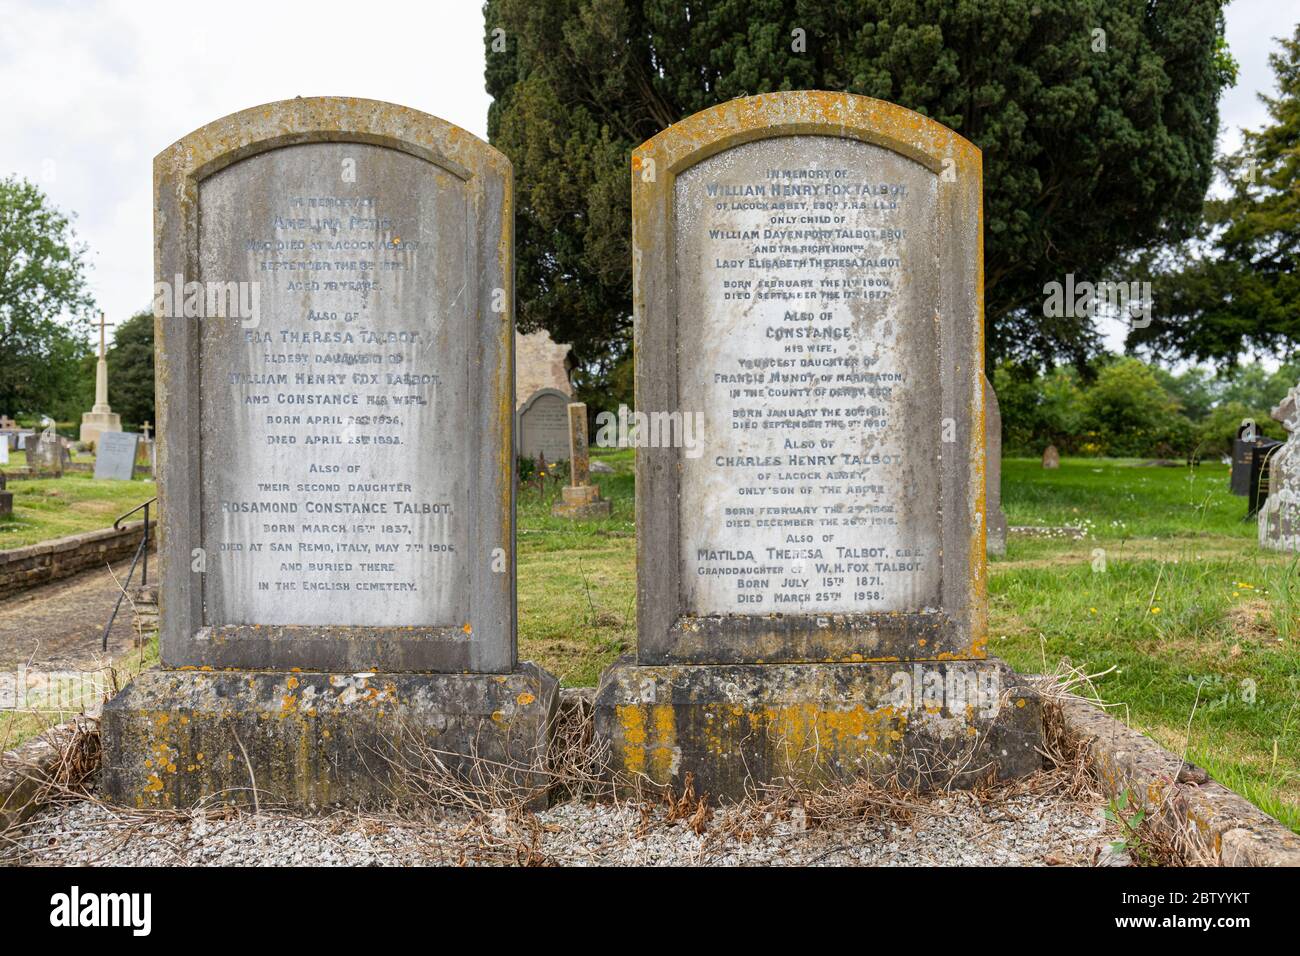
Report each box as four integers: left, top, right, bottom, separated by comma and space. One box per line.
4, 784, 1120, 866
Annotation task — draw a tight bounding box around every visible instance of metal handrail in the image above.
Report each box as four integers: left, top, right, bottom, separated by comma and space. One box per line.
114, 496, 157, 530
101, 497, 157, 651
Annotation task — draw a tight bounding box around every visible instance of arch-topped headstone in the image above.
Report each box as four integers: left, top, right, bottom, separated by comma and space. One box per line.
102, 97, 555, 810
596, 92, 1039, 798
517, 387, 572, 462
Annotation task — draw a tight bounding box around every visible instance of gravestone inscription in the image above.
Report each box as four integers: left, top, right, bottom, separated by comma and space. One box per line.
518, 388, 571, 462
596, 91, 1040, 799
101, 97, 556, 811
93, 431, 139, 480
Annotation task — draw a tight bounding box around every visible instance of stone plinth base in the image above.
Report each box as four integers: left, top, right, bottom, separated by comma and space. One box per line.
552, 483, 611, 519
101, 663, 558, 811
79, 410, 121, 448
594, 658, 1042, 801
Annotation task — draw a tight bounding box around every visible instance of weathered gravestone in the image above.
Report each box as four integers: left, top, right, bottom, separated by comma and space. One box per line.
0, 473, 11, 516
985, 375, 1007, 557
594, 92, 1041, 799
93, 431, 139, 480
28, 426, 68, 475
517, 387, 571, 462
101, 97, 557, 810
515, 330, 571, 409
1259, 385, 1300, 552
136, 422, 156, 477
1042, 445, 1060, 469
551, 402, 611, 519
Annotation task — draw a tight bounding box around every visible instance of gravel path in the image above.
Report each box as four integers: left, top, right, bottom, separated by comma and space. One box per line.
0, 559, 141, 670
4, 783, 1120, 867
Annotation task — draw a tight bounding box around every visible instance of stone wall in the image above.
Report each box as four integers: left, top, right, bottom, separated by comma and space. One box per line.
0, 520, 154, 600
515, 329, 571, 408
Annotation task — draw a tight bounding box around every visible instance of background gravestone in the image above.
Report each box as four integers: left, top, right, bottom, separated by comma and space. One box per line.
101, 97, 557, 811
1259, 384, 1300, 551
517, 387, 571, 462
92, 431, 139, 480
595, 92, 1041, 799
986, 375, 1008, 557
28, 428, 67, 475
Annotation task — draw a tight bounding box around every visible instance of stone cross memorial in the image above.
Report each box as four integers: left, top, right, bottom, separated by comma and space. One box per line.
102, 98, 557, 810
79, 312, 123, 448
92, 431, 139, 480
551, 402, 611, 519
595, 92, 1040, 798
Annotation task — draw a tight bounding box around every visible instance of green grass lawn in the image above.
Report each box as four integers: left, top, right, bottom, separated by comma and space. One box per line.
517, 449, 636, 686
0, 463, 157, 549
994, 457, 1300, 829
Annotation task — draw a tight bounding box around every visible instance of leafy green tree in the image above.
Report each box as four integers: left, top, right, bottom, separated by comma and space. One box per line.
1216, 360, 1300, 411
1080, 358, 1192, 457
1039, 367, 1091, 449
0, 176, 94, 417
991, 362, 1046, 452
1194, 400, 1284, 458
107, 311, 155, 430
1153, 365, 1217, 421
486, 0, 1232, 389
1131, 26, 1300, 363
992, 362, 1088, 454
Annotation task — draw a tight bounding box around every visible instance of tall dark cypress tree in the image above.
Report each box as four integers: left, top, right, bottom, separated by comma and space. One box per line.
485, 0, 1232, 397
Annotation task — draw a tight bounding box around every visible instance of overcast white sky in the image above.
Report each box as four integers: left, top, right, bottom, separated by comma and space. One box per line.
0, 0, 1296, 354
